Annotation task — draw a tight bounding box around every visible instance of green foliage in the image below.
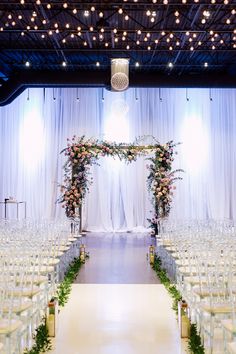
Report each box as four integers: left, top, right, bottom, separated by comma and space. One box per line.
24, 257, 85, 353
24, 318, 52, 354
152, 255, 205, 353
188, 324, 205, 354
152, 255, 182, 314
56, 257, 83, 307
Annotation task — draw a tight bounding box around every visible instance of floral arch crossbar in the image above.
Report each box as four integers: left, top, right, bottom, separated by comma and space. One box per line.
59, 136, 182, 235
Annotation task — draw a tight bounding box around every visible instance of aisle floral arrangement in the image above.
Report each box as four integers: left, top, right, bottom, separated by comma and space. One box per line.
59, 135, 183, 233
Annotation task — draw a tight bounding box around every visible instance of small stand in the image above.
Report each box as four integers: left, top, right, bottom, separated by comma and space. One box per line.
178, 300, 190, 338
46, 299, 58, 337
0, 199, 27, 219
149, 245, 155, 265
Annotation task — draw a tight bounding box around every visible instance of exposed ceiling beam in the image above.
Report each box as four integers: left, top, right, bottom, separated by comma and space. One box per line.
0, 69, 235, 106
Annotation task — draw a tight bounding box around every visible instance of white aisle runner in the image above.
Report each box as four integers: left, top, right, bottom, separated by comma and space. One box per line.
49, 283, 188, 354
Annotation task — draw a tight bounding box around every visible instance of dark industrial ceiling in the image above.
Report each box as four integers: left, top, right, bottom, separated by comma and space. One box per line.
0, 1, 235, 105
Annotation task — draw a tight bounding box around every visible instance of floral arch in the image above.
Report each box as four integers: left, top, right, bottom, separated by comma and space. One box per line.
59, 136, 182, 235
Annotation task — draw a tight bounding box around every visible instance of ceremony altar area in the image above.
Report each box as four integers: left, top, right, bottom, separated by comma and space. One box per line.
0, 87, 236, 354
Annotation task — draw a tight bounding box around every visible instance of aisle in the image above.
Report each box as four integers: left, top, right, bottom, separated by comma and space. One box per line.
49, 284, 187, 354
75, 232, 158, 284
49, 233, 188, 354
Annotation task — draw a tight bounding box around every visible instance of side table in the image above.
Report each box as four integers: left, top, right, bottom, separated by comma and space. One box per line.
0, 201, 27, 219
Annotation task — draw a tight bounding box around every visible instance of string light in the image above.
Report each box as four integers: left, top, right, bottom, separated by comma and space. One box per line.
0, 2, 234, 73
203, 10, 210, 17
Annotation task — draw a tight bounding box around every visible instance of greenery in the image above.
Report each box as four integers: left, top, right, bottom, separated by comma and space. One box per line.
24, 318, 52, 354
188, 324, 205, 354
24, 256, 86, 353
56, 257, 84, 307
152, 255, 205, 353
152, 255, 182, 314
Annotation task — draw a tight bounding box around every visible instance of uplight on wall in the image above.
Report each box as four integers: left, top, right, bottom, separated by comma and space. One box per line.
182, 116, 208, 174
19, 108, 45, 171
104, 98, 129, 142
111, 58, 129, 92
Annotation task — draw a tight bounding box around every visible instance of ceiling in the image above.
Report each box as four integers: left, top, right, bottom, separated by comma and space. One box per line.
0, 0, 235, 105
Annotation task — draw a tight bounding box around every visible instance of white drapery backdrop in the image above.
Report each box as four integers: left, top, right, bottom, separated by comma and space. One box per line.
0, 87, 236, 230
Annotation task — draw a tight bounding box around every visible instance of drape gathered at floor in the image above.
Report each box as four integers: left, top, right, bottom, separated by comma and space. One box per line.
0, 87, 236, 230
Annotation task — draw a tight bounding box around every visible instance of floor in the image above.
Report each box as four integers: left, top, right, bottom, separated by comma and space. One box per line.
49, 233, 188, 354
75, 232, 158, 284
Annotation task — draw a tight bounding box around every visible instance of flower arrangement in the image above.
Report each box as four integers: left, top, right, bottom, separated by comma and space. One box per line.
146, 141, 183, 235
59, 136, 182, 232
